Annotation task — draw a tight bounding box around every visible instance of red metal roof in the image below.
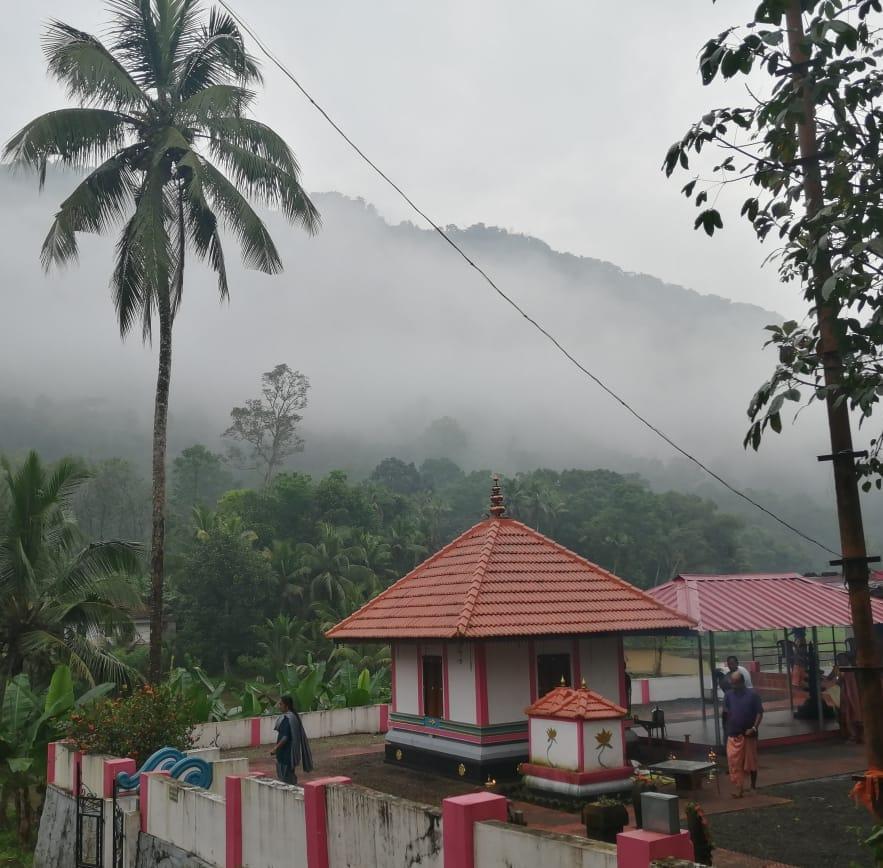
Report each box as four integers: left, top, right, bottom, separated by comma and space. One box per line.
648, 572, 883, 633
525, 685, 626, 720
326, 518, 695, 641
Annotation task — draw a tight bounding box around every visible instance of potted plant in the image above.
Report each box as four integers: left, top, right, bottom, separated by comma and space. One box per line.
582, 796, 629, 843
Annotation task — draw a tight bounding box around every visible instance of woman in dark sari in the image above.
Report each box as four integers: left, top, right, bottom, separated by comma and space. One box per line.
271, 695, 315, 784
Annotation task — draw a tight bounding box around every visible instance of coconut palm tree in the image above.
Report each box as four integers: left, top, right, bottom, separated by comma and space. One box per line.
3, 0, 319, 681
295, 523, 372, 608
0, 452, 141, 694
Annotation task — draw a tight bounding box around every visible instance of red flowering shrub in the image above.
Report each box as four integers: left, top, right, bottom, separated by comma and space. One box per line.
685, 800, 714, 865
64, 685, 197, 766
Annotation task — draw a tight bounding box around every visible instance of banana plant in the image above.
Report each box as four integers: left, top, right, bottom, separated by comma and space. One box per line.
167, 666, 238, 721
328, 662, 389, 708
0, 665, 112, 844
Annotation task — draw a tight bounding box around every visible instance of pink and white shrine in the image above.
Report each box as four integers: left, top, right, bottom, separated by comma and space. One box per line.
327, 479, 693, 782
522, 681, 630, 796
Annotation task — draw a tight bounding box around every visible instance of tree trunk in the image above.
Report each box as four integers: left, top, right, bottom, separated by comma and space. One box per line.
785, 1, 883, 784
148, 294, 172, 683
147, 187, 185, 684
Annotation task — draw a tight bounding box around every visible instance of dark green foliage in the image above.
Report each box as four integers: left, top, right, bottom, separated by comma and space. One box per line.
171, 445, 233, 516
65, 684, 197, 766
664, 0, 883, 482
0, 451, 142, 687
370, 458, 423, 496
173, 521, 276, 672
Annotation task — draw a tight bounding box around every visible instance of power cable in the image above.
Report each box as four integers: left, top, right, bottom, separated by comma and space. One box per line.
216, 0, 841, 558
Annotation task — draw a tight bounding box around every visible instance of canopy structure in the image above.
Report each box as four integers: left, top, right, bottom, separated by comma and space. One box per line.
648, 572, 883, 633
648, 572, 883, 749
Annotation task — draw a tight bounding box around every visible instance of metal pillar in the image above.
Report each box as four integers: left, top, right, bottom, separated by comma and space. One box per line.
785, 628, 795, 717
698, 633, 707, 719
709, 630, 722, 749
832, 625, 838, 660
750, 630, 756, 664
812, 626, 825, 732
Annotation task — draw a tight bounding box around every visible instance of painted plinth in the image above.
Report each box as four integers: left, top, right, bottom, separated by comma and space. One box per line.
523, 684, 631, 797
616, 829, 694, 867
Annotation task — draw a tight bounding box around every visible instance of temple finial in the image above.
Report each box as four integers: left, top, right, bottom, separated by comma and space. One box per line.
489, 474, 505, 518
560, 674, 566, 686
580, 677, 587, 690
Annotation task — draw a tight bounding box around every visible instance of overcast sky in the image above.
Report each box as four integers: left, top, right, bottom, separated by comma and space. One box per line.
1, 0, 796, 318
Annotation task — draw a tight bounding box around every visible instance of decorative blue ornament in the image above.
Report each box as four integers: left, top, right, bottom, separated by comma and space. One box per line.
115, 747, 213, 792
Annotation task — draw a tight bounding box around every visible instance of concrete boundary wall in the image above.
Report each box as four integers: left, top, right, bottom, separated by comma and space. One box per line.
40, 716, 692, 868
474, 820, 618, 868
145, 775, 226, 867
630, 675, 713, 705
240, 776, 308, 868
192, 703, 388, 750
325, 783, 443, 868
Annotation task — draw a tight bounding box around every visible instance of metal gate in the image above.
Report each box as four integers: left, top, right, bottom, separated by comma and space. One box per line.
74, 764, 104, 868
112, 780, 125, 868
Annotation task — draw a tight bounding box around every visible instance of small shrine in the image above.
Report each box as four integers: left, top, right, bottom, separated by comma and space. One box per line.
327, 478, 693, 782
521, 679, 630, 797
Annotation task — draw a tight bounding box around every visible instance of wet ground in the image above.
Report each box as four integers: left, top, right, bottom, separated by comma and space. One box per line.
229, 735, 876, 866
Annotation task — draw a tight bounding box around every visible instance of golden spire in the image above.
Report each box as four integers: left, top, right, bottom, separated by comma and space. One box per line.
581, 677, 587, 690
489, 474, 506, 518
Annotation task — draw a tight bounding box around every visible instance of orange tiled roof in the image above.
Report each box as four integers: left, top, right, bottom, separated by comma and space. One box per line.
326, 517, 694, 640
525, 685, 627, 720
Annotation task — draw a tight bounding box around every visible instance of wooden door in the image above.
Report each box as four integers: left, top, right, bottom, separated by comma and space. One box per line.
422, 655, 444, 718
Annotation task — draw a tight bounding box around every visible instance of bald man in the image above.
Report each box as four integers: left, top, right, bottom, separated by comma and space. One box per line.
723, 671, 764, 797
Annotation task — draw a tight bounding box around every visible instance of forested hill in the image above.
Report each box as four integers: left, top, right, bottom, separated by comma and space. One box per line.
1, 170, 816, 488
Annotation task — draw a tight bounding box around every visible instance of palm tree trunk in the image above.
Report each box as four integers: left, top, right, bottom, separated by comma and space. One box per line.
148, 292, 172, 683
148, 190, 186, 684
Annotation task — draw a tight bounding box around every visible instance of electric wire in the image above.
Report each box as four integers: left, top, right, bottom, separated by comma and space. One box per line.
217, 0, 841, 558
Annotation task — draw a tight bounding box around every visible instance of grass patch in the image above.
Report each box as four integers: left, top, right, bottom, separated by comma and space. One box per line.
0, 824, 33, 867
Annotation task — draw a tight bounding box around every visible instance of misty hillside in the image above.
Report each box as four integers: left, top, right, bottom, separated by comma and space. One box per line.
0, 169, 839, 504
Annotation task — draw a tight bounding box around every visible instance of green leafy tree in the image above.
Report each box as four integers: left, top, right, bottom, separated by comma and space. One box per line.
295, 523, 372, 607
224, 364, 310, 485
174, 520, 275, 672
663, 0, 883, 781
370, 458, 423, 496
419, 457, 464, 492
0, 452, 141, 691
253, 614, 308, 674
4, 0, 319, 682
312, 471, 378, 530
171, 444, 233, 515
73, 458, 150, 542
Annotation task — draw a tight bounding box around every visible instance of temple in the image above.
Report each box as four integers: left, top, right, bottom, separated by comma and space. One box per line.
326, 478, 694, 782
